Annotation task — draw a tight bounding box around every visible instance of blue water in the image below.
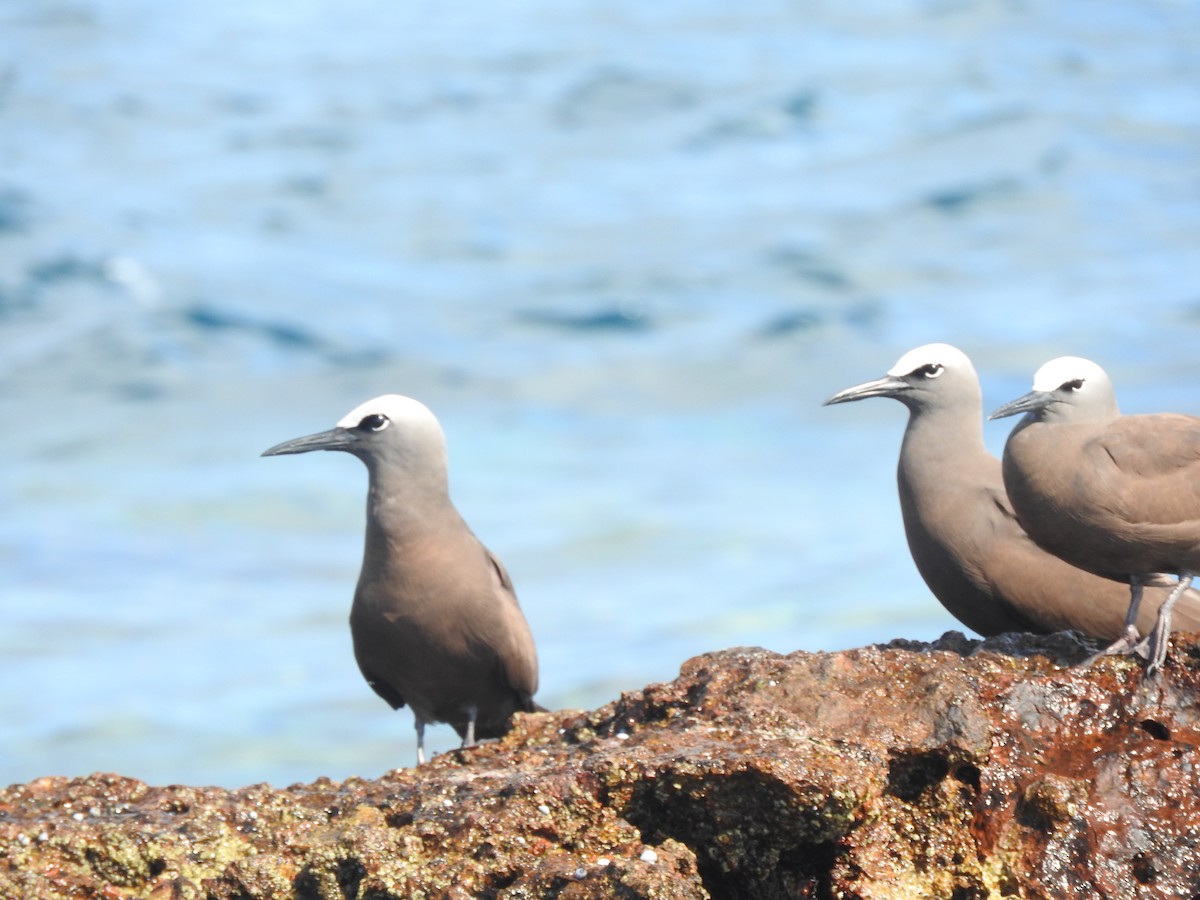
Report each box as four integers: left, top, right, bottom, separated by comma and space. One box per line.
2, 0, 1199, 788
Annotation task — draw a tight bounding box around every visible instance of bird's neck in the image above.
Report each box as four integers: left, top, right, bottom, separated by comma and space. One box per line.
362, 464, 457, 545
898, 405, 989, 492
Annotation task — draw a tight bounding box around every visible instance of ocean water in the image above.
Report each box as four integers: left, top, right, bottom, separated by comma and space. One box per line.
2, 0, 1199, 788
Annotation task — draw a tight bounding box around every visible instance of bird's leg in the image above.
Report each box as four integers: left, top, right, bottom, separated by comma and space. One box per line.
415, 718, 427, 766
1082, 575, 1147, 665
462, 706, 478, 749
1122, 573, 1146, 636
1145, 574, 1192, 677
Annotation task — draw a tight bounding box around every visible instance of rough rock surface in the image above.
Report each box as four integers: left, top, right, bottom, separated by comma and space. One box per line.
4, 631, 1200, 899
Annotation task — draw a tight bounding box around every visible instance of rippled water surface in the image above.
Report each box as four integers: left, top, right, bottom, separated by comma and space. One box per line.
2, 0, 1199, 787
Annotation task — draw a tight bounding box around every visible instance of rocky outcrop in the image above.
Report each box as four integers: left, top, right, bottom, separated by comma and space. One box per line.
4, 631, 1200, 899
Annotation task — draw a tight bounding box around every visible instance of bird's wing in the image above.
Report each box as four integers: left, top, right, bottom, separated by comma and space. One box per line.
479, 547, 539, 703
360, 666, 407, 711
1088, 415, 1200, 525
1093, 414, 1200, 477
487, 547, 516, 594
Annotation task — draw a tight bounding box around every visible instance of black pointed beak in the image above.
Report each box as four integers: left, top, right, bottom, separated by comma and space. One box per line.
823, 374, 909, 406
988, 390, 1055, 421
261, 426, 360, 457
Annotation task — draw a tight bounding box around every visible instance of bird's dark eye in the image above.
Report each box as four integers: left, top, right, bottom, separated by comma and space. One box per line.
915, 363, 944, 379
359, 414, 389, 432
1063, 379, 1085, 392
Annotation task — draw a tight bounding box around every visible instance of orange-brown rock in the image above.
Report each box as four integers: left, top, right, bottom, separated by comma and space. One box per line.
3, 631, 1200, 898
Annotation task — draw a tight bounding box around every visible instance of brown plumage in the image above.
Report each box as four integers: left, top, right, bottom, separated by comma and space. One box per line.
992, 356, 1200, 673
825, 343, 1200, 642
263, 394, 539, 764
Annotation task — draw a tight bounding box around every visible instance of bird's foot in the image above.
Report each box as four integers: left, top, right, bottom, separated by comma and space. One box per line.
457, 736, 499, 750
1140, 573, 1188, 679
1144, 632, 1172, 678
1080, 624, 1145, 667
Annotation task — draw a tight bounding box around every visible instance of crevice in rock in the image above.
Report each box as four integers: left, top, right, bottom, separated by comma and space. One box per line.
1132, 851, 1158, 885
335, 857, 366, 899
1140, 719, 1170, 741
886, 750, 951, 804
953, 762, 982, 793
618, 765, 852, 900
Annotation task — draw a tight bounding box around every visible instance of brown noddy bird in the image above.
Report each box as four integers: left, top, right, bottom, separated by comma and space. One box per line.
825, 343, 1200, 642
992, 356, 1200, 674
262, 394, 540, 764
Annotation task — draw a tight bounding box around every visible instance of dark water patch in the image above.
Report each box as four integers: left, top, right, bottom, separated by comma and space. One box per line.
687, 89, 819, 149
782, 89, 819, 124
7, 5, 97, 28
0, 187, 32, 235
275, 125, 353, 153
385, 87, 486, 120
218, 92, 272, 116
755, 299, 883, 341
114, 380, 167, 402
324, 347, 393, 368
515, 305, 652, 333
0, 64, 14, 107
756, 309, 823, 339
183, 304, 316, 348
6, 253, 128, 312
843, 298, 883, 331
0, 285, 23, 317
28, 254, 109, 287
554, 68, 696, 128
180, 304, 391, 368
229, 125, 352, 154
282, 175, 329, 198
1175, 299, 1200, 324
925, 177, 1021, 214
184, 304, 325, 352
765, 246, 852, 290
1039, 146, 1071, 175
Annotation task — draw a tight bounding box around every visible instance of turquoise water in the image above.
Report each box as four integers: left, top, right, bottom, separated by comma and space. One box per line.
2, 0, 1199, 787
